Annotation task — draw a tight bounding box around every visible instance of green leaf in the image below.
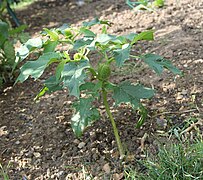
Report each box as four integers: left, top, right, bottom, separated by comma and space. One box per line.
43, 28, 59, 41
43, 40, 58, 53
124, 33, 137, 41
8, 25, 27, 35
16, 37, 43, 61
131, 30, 154, 45
24, 37, 43, 51
55, 61, 65, 80
61, 60, 90, 98
34, 86, 49, 101
83, 17, 111, 27
79, 81, 102, 97
136, 105, 148, 128
153, 0, 164, 7
113, 81, 154, 109
113, 43, 131, 67
73, 37, 94, 50
79, 27, 96, 37
34, 75, 63, 100
71, 97, 100, 137
56, 23, 70, 35
3, 40, 15, 65
142, 54, 182, 75
18, 32, 30, 43
79, 82, 96, 91
16, 52, 60, 83
95, 34, 117, 45
0, 21, 9, 47
44, 75, 63, 92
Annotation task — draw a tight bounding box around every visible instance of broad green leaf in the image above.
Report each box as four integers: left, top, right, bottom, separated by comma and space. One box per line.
0, 21, 9, 47
79, 82, 95, 91
24, 37, 43, 51
83, 17, 111, 27
124, 33, 137, 41
113, 43, 131, 67
61, 60, 90, 98
79, 27, 96, 37
113, 81, 154, 109
43, 28, 59, 41
71, 97, 100, 137
3, 40, 15, 65
43, 40, 58, 53
16, 52, 60, 83
95, 34, 117, 45
55, 61, 65, 80
131, 30, 154, 45
73, 37, 94, 50
79, 81, 102, 97
16, 37, 43, 61
142, 54, 182, 75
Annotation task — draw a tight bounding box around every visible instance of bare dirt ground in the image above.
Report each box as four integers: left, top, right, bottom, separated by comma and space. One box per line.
0, 0, 203, 179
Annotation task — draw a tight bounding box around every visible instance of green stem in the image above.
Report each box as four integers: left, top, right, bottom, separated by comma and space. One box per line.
102, 86, 125, 158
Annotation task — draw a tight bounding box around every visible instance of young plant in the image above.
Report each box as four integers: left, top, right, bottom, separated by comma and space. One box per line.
126, 0, 164, 11
0, 20, 29, 87
16, 18, 181, 158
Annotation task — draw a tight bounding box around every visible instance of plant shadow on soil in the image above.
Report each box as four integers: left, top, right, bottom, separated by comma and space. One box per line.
0, 0, 203, 179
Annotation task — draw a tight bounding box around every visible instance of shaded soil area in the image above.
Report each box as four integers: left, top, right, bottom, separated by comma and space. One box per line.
0, 0, 203, 179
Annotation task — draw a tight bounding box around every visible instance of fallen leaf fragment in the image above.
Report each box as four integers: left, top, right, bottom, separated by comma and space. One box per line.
103, 163, 111, 174
113, 173, 123, 180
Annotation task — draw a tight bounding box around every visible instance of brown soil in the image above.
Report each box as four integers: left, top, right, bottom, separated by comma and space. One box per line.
0, 0, 203, 179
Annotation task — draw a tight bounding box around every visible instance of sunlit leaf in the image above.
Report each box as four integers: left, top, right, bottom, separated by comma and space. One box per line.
131, 30, 154, 45
16, 52, 60, 83
43, 40, 58, 53
80, 27, 96, 37
61, 60, 90, 98
113, 43, 131, 67
95, 34, 117, 45
43, 28, 59, 41
16, 37, 43, 61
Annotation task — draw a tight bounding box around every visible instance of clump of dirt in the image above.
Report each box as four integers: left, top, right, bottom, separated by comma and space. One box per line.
0, 0, 203, 179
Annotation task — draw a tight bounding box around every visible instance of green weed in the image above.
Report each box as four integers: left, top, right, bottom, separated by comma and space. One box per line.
124, 140, 203, 179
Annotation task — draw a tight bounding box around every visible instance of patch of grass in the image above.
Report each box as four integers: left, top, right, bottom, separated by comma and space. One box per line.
124, 139, 203, 179
0, 162, 10, 180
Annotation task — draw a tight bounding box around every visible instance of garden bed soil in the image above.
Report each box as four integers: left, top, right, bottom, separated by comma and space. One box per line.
0, 0, 203, 179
